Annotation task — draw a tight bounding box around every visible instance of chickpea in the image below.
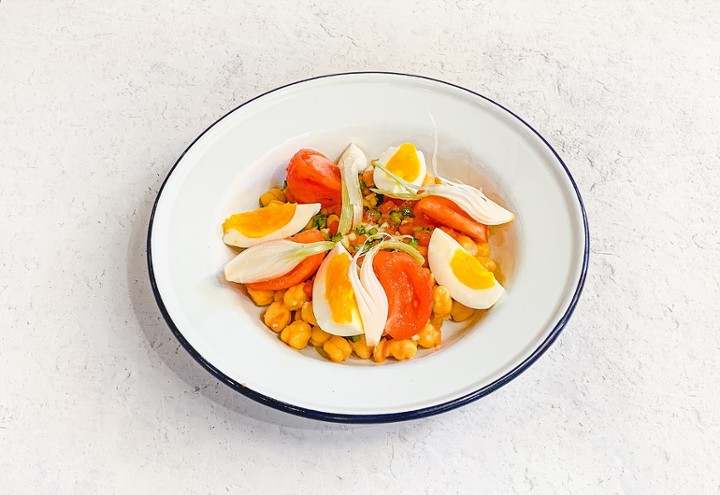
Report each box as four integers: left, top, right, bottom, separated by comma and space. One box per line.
323, 336, 352, 363
327, 214, 340, 226
259, 191, 275, 207
476, 243, 491, 258
280, 321, 312, 349
450, 300, 475, 322
283, 284, 308, 311
273, 289, 286, 303
423, 267, 435, 287
456, 234, 478, 256
268, 187, 286, 202
417, 322, 442, 348
268, 199, 285, 207
246, 287, 274, 306
388, 339, 417, 361
373, 338, 390, 363
350, 336, 373, 359
300, 301, 317, 325
432, 285, 452, 318
476, 257, 497, 272
309, 326, 331, 346
263, 302, 291, 332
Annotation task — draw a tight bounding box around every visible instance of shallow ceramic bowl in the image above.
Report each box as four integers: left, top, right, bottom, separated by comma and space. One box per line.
148, 72, 589, 423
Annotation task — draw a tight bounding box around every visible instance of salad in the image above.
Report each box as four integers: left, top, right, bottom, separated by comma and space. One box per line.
222, 143, 514, 363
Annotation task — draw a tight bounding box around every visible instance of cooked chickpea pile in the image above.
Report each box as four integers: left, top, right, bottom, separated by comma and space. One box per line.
242, 179, 499, 364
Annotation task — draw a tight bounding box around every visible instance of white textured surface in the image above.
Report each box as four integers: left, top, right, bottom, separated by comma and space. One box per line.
1, 0, 719, 493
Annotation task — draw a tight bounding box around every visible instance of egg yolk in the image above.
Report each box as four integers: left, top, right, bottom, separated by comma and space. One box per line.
325, 252, 360, 324
222, 203, 297, 238
385, 143, 421, 181
450, 249, 495, 289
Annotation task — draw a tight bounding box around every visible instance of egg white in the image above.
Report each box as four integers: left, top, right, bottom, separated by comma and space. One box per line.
222, 203, 321, 248
312, 243, 364, 337
373, 144, 427, 194
428, 228, 504, 309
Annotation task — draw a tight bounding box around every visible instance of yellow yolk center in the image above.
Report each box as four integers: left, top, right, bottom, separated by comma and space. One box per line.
385, 143, 421, 181
325, 253, 359, 324
450, 249, 495, 289
222, 203, 297, 238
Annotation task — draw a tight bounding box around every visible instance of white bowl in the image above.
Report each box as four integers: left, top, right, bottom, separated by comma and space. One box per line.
148, 72, 589, 423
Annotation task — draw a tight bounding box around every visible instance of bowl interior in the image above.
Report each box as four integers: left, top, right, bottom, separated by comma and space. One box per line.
150, 73, 586, 417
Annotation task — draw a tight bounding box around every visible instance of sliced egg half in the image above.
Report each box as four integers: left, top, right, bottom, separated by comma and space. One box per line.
373, 143, 427, 194
222, 202, 320, 248
312, 243, 364, 337
428, 228, 504, 309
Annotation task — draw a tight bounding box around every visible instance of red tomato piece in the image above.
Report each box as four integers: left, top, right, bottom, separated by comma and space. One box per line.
413, 196, 488, 243
373, 251, 433, 339
285, 149, 342, 208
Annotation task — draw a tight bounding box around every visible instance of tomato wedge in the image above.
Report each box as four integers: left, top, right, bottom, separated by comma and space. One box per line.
373, 251, 433, 339
414, 196, 488, 243
245, 229, 326, 291
285, 149, 342, 208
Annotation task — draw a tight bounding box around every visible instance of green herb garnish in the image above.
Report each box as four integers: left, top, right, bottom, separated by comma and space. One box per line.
355, 225, 366, 235
330, 233, 343, 243
401, 207, 414, 217
389, 211, 402, 224
312, 213, 328, 229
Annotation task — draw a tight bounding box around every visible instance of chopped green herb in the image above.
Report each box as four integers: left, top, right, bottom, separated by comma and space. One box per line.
355, 225, 366, 235
413, 226, 429, 232
347, 335, 361, 343
389, 211, 402, 224
409, 238, 419, 249
359, 179, 367, 190
281, 180, 287, 191
330, 233, 343, 243
401, 207, 414, 217
312, 213, 328, 229
367, 227, 378, 236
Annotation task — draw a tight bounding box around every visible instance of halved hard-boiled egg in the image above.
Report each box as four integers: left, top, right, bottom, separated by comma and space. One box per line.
373, 143, 427, 194
428, 228, 504, 309
312, 243, 364, 337
222, 202, 320, 248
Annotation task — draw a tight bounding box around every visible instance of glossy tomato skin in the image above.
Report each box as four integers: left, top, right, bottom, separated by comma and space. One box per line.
373, 251, 433, 339
285, 149, 342, 208
414, 196, 488, 243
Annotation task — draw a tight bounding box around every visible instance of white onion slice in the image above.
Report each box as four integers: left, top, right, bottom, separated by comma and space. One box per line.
337, 143, 366, 234
374, 158, 514, 226
224, 240, 334, 284
349, 247, 389, 347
